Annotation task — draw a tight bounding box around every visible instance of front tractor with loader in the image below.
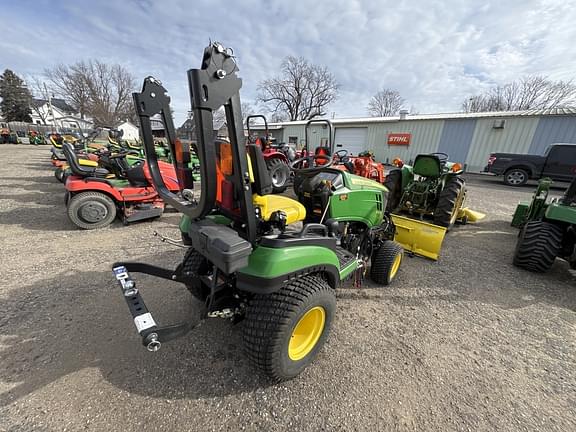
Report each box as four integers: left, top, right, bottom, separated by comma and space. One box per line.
512, 177, 576, 273
383, 153, 484, 260
111, 42, 405, 380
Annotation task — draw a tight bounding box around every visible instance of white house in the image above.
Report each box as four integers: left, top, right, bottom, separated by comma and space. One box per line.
116, 120, 140, 141
30, 98, 93, 130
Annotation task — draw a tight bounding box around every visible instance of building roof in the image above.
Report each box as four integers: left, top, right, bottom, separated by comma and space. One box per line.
32, 98, 76, 114
249, 108, 576, 129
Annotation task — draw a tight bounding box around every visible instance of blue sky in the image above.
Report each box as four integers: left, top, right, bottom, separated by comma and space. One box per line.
2, 0, 575, 125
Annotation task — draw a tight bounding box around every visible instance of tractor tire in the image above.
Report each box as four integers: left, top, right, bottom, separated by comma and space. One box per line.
243, 275, 336, 381
179, 248, 210, 300
433, 176, 466, 229
504, 168, 529, 187
54, 168, 65, 183
513, 221, 563, 273
371, 240, 404, 285
67, 192, 117, 229
267, 158, 290, 193
383, 169, 403, 212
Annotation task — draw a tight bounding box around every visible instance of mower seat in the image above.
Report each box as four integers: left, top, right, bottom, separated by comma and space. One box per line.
246, 144, 306, 224
413, 154, 442, 178
62, 142, 110, 178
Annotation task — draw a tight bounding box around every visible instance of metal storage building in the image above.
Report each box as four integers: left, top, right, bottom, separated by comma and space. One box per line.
254, 108, 576, 172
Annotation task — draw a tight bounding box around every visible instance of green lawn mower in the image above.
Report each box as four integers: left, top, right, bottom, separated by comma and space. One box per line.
512, 177, 576, 272
112, 42, 404, 381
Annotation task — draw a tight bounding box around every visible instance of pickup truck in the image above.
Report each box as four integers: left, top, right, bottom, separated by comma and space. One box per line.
483, 143, 576, 186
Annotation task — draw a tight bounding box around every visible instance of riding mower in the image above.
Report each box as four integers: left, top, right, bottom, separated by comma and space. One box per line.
62, 142, 180, 229
511, 177, 576, 272
111, 42, 404, 381
247, 115, 292, 193
383, 153, 484, 260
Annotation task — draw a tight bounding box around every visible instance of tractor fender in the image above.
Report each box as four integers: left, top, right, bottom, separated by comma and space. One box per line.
236, 245, 340, 294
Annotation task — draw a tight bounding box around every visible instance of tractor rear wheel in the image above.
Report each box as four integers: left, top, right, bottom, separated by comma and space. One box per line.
371, 240, 404, 285
179, 248, 210, 300
267, 158, 290, 193
243, 275, 336, 381
67, 192, 117, 229
383, 169, 403, 212
513, 221, 563, 272
433, 176, 466, 229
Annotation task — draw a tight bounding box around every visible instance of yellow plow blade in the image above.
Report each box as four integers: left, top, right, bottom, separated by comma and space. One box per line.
391, 214, 447, 261
458, 207, 486, 223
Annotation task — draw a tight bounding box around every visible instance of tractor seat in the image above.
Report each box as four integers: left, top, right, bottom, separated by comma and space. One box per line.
413, 154, 442, 178
246, 144, 306, 225
62, 142, 110, 178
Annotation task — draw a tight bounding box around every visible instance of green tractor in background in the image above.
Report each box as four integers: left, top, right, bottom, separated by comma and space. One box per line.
511, 177, 576, 272
383, 153, 484, 260
112, 43, 405, 381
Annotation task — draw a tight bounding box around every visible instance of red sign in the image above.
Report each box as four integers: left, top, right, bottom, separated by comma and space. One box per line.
388, 133, 411, 146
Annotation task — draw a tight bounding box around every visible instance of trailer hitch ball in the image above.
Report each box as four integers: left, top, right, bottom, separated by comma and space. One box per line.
145, 333, 162, 352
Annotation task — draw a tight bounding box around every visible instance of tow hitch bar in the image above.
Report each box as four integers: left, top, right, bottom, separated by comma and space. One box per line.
112, 262, 198, 351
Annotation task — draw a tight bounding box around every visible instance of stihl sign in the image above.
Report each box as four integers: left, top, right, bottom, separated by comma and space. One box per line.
387, 133, 411, 146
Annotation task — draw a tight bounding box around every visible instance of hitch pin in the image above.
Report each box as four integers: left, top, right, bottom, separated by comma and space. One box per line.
153, 231, 187, 248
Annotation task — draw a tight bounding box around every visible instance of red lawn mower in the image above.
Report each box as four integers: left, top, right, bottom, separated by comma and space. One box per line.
62, 142, 180, 229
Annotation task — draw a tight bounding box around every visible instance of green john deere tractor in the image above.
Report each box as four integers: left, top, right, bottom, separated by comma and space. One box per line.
111, 42, 404, 380
511, 177, 576, 272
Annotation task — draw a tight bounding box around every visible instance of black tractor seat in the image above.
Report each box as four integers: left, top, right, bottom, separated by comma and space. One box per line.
62, 142, 111, 178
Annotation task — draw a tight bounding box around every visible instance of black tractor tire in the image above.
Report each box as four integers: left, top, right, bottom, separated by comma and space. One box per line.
371, 240, 404, 285
179, 248, 210, 300
513, 221, 563, 273
383, 169, 403, 212
54, 168, 65, 183
267, 158, 290, 193
433, 176, 466, 229
67, 192, 117, 229
504, 168, 529, 187
243, 275, 336, 381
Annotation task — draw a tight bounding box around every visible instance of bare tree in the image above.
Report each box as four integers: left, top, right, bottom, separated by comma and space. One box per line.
463, 76, 576, 112
45, 60, 136, 126
257, 56, 339, 121
367, 89, 405, 117
27, 75, 52, 124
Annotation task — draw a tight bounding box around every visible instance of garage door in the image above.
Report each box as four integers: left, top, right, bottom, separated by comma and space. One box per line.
334, 128, 367, 155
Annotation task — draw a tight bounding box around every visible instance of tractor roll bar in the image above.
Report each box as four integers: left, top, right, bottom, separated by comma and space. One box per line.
246, 115, 269, 141
304, 119, 333, 154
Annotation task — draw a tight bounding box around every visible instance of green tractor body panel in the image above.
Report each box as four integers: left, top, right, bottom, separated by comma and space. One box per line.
545, 202, 576, 224
511, 202, 530, 227
326, 172, 386, 227
238, 245, 343, 279
318, 171, 387, 228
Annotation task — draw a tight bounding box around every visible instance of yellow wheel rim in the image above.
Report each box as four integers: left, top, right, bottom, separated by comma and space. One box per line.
288, 306, 326, 361
390, 252, 402, 280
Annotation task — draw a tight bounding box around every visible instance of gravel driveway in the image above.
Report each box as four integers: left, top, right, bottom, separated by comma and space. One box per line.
1, 145, 575, 431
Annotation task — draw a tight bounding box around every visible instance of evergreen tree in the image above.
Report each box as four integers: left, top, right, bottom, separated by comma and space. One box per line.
0, 69, 32, 122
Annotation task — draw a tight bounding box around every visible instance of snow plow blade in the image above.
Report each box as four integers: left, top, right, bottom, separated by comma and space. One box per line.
391, 214, 447, 261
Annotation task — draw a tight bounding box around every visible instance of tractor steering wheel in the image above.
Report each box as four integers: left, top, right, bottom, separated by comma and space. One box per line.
290, 154, 333, 174
430, 152, 449, 162
334, 149, 350, 163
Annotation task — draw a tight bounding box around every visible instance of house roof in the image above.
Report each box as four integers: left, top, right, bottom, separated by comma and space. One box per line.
116, 120, 138, 129
249, 108, 576, 129
32, 98, 76, 114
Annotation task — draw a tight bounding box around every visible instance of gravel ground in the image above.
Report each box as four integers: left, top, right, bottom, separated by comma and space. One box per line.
1, 144, 575, 432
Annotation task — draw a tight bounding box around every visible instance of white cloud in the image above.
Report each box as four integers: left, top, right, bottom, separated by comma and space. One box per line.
2, 0, 576, 124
